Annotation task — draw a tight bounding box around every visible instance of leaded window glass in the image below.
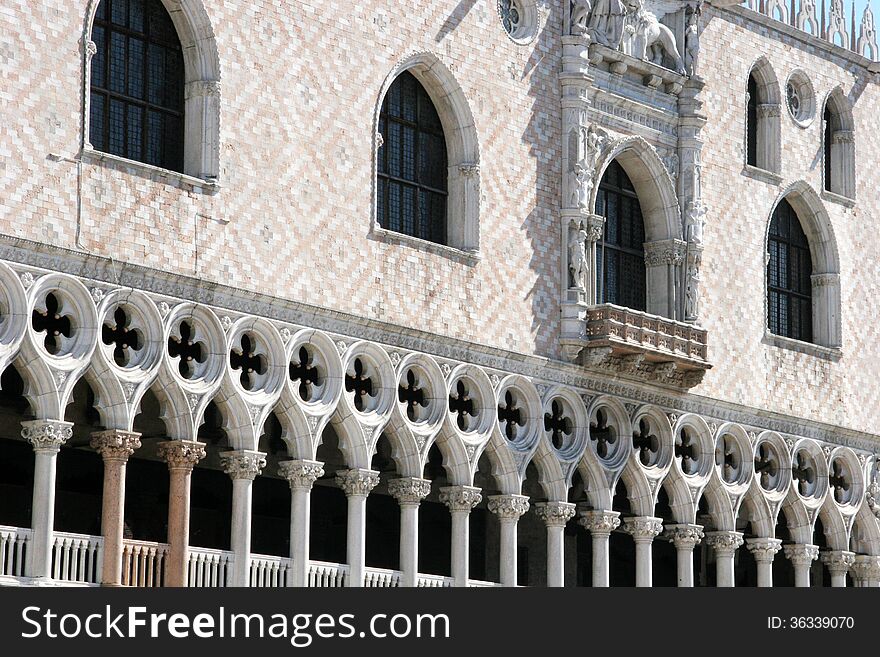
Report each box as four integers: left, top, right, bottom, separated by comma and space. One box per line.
767, 199, 813, 342
90, 0, 185, 172
377, 72, 448, 245
596, 161, 647, 311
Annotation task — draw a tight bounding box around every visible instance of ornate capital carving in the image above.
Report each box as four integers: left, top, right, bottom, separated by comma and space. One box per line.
783, 543, 820, 566
757, 103, 782, 118
458, 163, 480, 177
388, 477, 432, 506
665, 523, 705, 550
585, 213, 606, 243
278, 459, 324, 491
811, 273, 839, 288
487, 494, 530, 521
745, 537, 782, 563
439, 485, 482, 513
85, 40, 97, 59
644, 239, 687, 267
336, 468, 380, 497
157, 440, 206, 472
534, 501, 576, 527
705, 531, 745, 556
851, 555, 880, 582
185, 80, 221, 99
220, 450, 266, 481
832, 129, 855, 145
21, 420, 73, 454
820, 550, 856, 574
90, 430, 141, 463
577, 508, 621, 535
623, 516, 664, 541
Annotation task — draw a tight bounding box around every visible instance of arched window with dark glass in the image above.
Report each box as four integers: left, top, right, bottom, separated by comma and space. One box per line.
377, 72, 448, 245
90, 0, 185, 172
596, 161, 646, 311
767, 199, 813, 343
746, 74, 759, 167
823, 104, 833, 192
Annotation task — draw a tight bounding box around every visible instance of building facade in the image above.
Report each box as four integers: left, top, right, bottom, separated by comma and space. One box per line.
0, 0, 879, 588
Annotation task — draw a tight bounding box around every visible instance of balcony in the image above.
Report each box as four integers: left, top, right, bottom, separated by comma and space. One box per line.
562, 304, 712, 389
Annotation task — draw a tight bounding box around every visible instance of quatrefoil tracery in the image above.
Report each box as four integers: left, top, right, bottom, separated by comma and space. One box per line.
32, 292, 73, 356
102, 306, 143, 368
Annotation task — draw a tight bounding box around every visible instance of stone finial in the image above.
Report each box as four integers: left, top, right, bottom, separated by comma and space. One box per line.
534, 501, 577, 527
577, 508, 621, 535
220, 450, 267, 481
157, 440, 206, 472
90, 430, 142, 462
623, 516, 664, 542
388, 477, 432, 506
783, 543, 820, 566
705, 531, 745, 556
439, 485, 482, 512
278, 459, 324, 490
487, 494, 530, 521
336, 468, 380, 497
21, 419, 73, 454
665, 523, 705, 549
745, 537, 783, 563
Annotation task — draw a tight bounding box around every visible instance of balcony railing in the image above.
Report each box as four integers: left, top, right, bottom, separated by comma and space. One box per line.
0, 525, 30, 579
50, 532, 102, 585
122, 539, 168, 587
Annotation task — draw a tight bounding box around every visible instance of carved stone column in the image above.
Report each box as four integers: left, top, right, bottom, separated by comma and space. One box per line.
624, 517, 664, 587
820, 550, 855, 588
220, 450, 266, 587
90, 430, 141, 586
534, 502, 576, 588
851, 555, 880, 588
388, 477, 431, 587
22, 420, 73, 579
783, 543, 819, 588
746, 537, 782, 588
278, 459, 324, 587
336, 468, 380, 587
488, 494, 530, 587
157, 440, 206, 587
578, 508, 621, 587
644, 240, 687, 320
440, 485, 482, 587
706, 531, 744, 587
665, 524, 704, 587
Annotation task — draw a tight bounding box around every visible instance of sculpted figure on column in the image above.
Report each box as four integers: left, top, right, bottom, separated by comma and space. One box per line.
589, 0, 628, 48
569, 227, 589, 291
571, 0, 593, 36
684, 7, 701, 76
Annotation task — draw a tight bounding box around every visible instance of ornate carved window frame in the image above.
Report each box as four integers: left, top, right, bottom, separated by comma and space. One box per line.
744, 57, 782, 176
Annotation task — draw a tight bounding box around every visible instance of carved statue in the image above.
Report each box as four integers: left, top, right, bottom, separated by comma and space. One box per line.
569, 228, 589, 290
571, 0, 592, 36
684, 8, 700, 76
588, 0, 628, 48
567, 124, 607, 210
685, 201, 707, 245
625, 0, 687, 75
868, 467, 880, 521
685, 263, 701, 319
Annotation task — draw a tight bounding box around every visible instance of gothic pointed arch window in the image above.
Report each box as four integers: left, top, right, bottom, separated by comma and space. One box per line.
767, 198, 813, 343
377, 71, 449, 245
596, 160, 647, 312
745, 60, 781, 174
822, 91, 856, 199
89, 0, 185, 173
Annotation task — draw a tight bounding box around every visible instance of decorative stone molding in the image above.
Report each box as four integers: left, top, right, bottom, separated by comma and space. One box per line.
336, 468, 380, 497
89, 430, 141, 463
21, 420, 73, 454
851, 555, 880, 583
757, 103, 782, 119
157, 440, 206, 472
185, 80, 221, 99
745, 537, 783, 563
644, 239, 687, 267
705, 531, 745, 556
220, 450, 267, 481
439, 485, 482, 513
783, 543, 820, 567
487, 494, 530, 521
278, 459, 325, 491
577, 508, 621, 535
534, 501, 577, 527
388, 477, 432, 506
665, 523, 705, 549
820, 550, 856, 574
622, 516, 664, 542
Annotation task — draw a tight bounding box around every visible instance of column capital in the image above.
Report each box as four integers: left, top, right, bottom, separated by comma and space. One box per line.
623, 516, 664, 542
439, 485, 482, 513
820, 550, 856, 574
745, 537, 783, 563
278, 459, 324, 490
665, 523, 705, 550
220, 450, 267, 481
21, 419, 73, 454
534, 501, 577, 527
488, 494, 530, 521
705, 531, 745, 557
388, 477, 432, 506
90, 429, 142, 462
157, 440, 206, 472
851, 555, 880, 582
584, 213, 606, 243
577, 508, 621, 535
783, 543, 820, 566
336, 468, 380, 497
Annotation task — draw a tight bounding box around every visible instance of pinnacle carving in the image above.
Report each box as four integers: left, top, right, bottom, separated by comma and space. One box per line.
278, 459, 324, 490
90, 429, 142, 462
157, 440, 206, 472
220, 450, 266, 481
21, 419, 73, 454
